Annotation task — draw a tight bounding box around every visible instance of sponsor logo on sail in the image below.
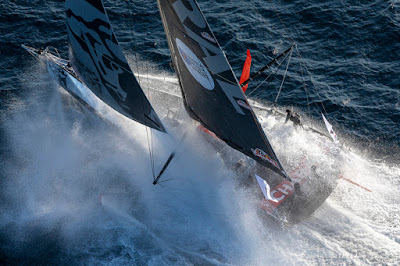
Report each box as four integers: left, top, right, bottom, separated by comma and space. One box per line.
201, 32, 216, 43
176, 38, 214, 90
237, 99, 251, 110
251, 148, 279, 168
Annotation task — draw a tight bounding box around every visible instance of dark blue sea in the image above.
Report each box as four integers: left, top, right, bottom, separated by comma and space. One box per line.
1, 0, 399, 264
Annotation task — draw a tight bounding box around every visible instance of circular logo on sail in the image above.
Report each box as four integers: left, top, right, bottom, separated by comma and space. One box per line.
175, 38, 214, 90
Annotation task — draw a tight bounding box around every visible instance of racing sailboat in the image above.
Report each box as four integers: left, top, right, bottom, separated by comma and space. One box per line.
156, 0, 339, 223
22, 0, 174, 183
21, 0, 341, 223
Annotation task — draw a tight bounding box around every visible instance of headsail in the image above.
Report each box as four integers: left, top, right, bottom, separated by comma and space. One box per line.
157, 0, 288, 179
66, 0, 166, 132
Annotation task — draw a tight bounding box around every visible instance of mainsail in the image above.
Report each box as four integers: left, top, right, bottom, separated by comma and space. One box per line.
157, 0, 289, 179
66, 0, 166, 132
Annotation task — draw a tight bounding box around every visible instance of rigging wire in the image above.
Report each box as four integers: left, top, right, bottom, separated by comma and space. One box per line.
124, 0, 156, 180
290, 57, 313, 120
274, 45, 294, 103
221, 0, 293, 73
241, 0, 334, 129
238, 0, 310, 109
240, 0, 297, 103
146, 59, 156, 180
294, 46, 329, 115
157, 129, 192, 171
156, 178, 175, 184
246, 51, 290, 97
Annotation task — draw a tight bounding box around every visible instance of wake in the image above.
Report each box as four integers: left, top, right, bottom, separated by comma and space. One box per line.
1, 65, 399, 264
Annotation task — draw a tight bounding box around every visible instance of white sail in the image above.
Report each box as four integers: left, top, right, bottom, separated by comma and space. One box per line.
322, 113, 339, 144
255, 175, 278, 202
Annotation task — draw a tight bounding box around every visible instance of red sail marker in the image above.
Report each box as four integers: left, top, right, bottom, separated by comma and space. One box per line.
239, 49, 252, 92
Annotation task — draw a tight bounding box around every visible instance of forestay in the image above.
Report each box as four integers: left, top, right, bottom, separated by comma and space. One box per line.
66, 0, 166, 132
157, 0, 289, 179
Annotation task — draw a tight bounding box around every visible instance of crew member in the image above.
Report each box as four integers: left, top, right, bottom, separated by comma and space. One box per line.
285, 109, 302, 128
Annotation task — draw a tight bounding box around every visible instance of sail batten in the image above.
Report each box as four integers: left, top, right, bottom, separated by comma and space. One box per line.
157, 0, 289, 179
66, 0, 166, 132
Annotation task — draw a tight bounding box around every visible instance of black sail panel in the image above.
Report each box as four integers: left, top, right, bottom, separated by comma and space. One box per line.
66, 0, 166, 132
157, 0, 288, 178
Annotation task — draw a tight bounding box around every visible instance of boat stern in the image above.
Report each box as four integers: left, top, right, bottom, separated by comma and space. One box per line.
257, 164, 338, 224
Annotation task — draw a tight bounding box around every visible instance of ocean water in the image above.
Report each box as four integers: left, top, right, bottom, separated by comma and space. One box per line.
1, 0, 399, 264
